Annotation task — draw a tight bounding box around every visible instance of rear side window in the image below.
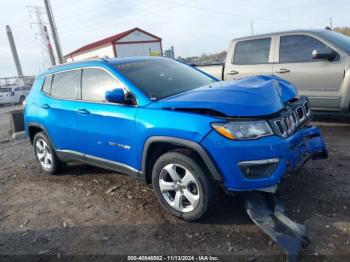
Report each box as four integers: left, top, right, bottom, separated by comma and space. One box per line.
279, 35, 327, 63
233, 38, 271, 65
51, 70, 80, 99
82, 68, 119, 102
42, 75, 53, 94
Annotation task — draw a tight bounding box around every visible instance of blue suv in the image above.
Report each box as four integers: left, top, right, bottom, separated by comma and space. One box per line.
24, 57, 327, 221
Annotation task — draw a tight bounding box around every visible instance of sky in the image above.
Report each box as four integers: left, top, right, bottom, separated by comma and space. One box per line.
0, 0, 348, 77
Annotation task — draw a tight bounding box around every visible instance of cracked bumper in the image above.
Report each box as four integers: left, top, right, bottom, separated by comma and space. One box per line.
201, 125, 327, 191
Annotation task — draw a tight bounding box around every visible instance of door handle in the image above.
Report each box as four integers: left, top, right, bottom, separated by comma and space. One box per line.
40, 104, 50, 109
227, 70, 239, 75
275, 68, 290, 74
77, 108, 90, 115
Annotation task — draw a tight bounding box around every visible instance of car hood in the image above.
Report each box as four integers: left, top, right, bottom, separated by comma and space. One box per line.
150, 75, 297, 117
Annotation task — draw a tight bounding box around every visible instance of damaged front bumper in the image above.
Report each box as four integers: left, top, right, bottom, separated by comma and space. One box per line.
201, 125, 327, 191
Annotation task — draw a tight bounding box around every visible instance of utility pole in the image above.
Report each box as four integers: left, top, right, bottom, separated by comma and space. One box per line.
43, 26, 56, 65
250, 20, 254, 36
6, 25, 23, 77
27, 5, 56, 66
43, 0, 64, 64
329, 17, 333, 30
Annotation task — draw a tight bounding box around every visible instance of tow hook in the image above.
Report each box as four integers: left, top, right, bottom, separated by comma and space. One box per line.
241, 191, 310, 261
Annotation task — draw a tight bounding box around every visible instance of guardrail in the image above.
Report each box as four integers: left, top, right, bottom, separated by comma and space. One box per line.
0, 76, 35, 87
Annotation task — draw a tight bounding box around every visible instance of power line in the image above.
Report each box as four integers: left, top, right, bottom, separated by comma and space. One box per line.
59, 0, 320, 40
26, 5, 52, 69
53, 0, 119, 13
53, 0, 138, 24
56, 0, 175, 32
56, 0, 325, 41
156, 0, 323, 26
59, 0, 195, 38
241, 0, 327, 22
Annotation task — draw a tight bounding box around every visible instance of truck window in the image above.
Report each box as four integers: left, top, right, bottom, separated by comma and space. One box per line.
319, 30, 350, 54
81, 68, 120, 102
51, 70, 80, 100
233, 38, 271, 65
279, 35, 327, 63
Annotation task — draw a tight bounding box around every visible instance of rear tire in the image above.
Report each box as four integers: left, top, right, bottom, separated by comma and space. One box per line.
33, 132, 62, 175
152, 151, 214, 221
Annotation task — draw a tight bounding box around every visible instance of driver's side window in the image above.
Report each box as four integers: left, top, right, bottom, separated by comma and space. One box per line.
279, 35, 327, 63
82, 68, 122, 102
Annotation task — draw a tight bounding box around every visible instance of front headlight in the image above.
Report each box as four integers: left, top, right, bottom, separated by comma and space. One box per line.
211, 120, 273, 140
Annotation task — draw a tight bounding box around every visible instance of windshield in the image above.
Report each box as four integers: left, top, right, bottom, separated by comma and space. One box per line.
114, 59, 216, 99
319, 30, 350, 54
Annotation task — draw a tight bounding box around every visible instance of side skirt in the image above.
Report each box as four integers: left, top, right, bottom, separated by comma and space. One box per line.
56, 150, 143, 180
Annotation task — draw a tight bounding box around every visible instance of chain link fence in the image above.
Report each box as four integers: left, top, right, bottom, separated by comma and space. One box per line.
0, 76, 33, 141
0, 76, 35, 88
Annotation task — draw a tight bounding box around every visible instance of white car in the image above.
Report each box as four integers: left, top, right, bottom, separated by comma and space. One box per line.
0, 85, 31, 105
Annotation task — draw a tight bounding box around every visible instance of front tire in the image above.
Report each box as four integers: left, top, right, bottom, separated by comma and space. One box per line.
33, 132, 61, 175
152, 151, 213, 221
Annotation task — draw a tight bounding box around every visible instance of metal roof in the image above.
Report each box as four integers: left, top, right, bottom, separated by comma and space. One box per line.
233, 29, 328, 41
64, 27, 162, 58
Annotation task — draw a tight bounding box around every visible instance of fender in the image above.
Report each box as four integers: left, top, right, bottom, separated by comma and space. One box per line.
26, 122, 53, 145
141, 136, 222, 182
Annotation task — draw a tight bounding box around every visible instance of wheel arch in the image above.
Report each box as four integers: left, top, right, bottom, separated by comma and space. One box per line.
27, 123, 51, 145
141, 136, 222, 184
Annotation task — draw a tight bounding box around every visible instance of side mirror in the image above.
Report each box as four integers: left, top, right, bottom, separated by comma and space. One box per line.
312, 48, 336, 61
105, 88, 125, 104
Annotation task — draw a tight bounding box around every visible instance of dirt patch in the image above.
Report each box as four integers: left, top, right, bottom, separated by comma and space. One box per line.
0, 120, 349, 260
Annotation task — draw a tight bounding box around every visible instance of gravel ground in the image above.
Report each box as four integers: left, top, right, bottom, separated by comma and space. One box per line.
0, 118, 349, 261
0, 105, 22, 140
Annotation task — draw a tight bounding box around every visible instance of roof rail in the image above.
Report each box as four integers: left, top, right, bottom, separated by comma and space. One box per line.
48, 57, 109, 70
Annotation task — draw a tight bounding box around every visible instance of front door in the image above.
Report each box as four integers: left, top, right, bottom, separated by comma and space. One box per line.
75, 67, 138, 171
274, 34, 345, 110
224, 37, 274, 81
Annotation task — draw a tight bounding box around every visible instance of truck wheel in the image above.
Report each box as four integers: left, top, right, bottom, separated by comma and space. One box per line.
33, 132, 62, 175
152, 151, 213, 221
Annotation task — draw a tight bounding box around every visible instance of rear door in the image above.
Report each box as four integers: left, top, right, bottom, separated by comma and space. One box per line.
43, 70, 82, 151
274, 34, 345, 110
0, 88, 11, 104
12, 87, 20, 103
224, 36, 275, 80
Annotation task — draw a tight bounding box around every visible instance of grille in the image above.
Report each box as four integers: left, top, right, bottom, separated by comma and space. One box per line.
270, 97, 311, 138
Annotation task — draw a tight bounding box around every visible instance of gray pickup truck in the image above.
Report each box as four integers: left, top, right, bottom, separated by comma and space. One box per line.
196, 29, 350, 112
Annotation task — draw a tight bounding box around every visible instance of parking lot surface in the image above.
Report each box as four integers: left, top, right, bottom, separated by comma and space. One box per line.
0, 105, 22, 140
0, 118, 349, 260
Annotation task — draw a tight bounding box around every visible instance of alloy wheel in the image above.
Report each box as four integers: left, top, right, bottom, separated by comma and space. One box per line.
158, 163, 200, 212
36, 138, 53, 170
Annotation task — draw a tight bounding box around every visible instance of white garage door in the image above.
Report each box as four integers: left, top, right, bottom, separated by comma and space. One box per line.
116, 42, 161, 58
